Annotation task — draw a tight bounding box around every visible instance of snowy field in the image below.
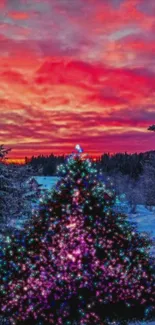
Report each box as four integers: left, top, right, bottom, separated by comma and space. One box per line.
35, 176, 60, 191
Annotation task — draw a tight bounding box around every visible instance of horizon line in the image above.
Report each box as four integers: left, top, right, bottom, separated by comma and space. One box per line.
4, 149, 155, 164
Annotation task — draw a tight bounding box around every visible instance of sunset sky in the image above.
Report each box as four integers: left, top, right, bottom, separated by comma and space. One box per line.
0, 0, 155, 159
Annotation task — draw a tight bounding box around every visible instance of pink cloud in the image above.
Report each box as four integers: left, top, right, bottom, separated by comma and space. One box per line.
0, 70, 27, 84
0, 0, 155, 157
8, 11, 30, 20
35, 58, 155, 104
0, 0, 5, 9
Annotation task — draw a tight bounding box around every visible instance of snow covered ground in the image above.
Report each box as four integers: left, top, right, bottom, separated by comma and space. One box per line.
35, 176, 60, 191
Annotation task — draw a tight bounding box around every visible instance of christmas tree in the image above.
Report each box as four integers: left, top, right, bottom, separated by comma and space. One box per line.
0, 146, 155, 325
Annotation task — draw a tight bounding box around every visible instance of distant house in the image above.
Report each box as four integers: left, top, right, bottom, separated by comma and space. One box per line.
28, 177, 39, 188
27, 178, 42, 195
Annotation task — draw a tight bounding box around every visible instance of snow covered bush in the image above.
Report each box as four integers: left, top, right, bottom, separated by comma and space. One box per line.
0, 145, 41, 234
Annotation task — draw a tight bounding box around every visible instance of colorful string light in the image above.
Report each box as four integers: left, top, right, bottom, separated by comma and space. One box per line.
0, 151, 154, 324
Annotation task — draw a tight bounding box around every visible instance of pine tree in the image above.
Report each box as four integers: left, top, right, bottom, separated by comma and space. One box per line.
0, 162, 14, 224
0, 145, 41, 234
0, 145, 11, 223
139, 153, 155, 210
0, 148, 154, 325
0, 145, 11, 160
148, 124, 155, 132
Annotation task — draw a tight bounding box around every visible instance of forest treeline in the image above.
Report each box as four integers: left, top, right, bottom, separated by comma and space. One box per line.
26, 150, 155, 178
27, 150, 155, 212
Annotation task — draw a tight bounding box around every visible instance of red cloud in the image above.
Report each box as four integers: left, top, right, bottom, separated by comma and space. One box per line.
119, 36, 155, 58
35, 58, 155, 104
7, 130, 155, 159
0, 70, 27, 84
1, 99, 154, 158
35, 60, 101, 87
8, 11, 30, 20
0, 0, 155, 158
0, 0, 5, 9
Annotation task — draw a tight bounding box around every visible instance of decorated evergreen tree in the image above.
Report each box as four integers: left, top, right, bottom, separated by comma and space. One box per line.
0, 146, 155, 325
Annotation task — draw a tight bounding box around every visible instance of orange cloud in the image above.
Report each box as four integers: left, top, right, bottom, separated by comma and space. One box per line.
0, 0, 155, 157
8, 11, 30, 20
0, 70, 27, 84
1, 57, 155, 159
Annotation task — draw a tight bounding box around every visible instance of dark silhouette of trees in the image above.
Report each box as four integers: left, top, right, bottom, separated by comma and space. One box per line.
148, 125, 155, 132
26, 150, 155, 212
